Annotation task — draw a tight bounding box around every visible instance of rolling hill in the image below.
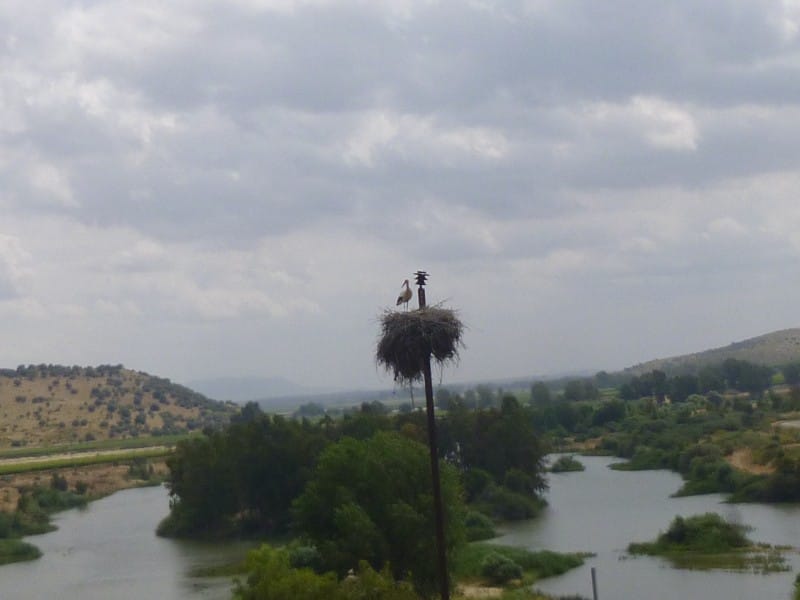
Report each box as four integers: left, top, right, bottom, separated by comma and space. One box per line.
623, 328, 800, 376
0, 364, 236, 448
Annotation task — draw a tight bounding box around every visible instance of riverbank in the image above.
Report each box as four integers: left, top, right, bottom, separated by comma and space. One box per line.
0, 460, 168, 512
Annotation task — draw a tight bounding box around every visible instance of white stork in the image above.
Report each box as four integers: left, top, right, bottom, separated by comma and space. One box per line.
396, 279, 413, 310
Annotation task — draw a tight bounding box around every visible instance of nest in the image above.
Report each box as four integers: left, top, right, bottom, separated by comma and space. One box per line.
376, 306, 464, 384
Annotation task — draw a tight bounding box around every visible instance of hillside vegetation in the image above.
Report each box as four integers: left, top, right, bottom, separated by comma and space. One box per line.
0, 364, 235, 449
624, 328, 800, 376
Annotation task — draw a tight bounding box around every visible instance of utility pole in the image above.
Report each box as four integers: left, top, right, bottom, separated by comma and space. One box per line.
415, 270, 450, 600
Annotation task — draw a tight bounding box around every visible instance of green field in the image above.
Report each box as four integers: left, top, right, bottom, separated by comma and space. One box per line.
0, 447, 173, 476
0, 433, 195, 460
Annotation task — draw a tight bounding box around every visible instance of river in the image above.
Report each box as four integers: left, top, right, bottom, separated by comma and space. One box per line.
2, 458, 799, 599
495, 455, 800, 600
0, 485, 252, 600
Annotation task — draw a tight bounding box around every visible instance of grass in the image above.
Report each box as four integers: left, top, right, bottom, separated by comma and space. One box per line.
189, 559, 249, 578
0, 433, 194, 460
453, 542, 587, 584
550, 455, 585, 473
0, 446, 172, 475
0, 539, 41, 565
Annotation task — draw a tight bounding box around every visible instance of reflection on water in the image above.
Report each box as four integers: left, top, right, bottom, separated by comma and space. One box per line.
0, 485, 253, 600
494, 455, 800, 600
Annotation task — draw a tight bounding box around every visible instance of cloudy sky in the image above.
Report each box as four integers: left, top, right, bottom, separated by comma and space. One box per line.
2, 0, 800, 391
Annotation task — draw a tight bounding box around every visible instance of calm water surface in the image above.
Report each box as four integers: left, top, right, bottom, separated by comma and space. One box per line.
0, 485, 251, 600
495, 455, 800, 600
2, 459, 799, 600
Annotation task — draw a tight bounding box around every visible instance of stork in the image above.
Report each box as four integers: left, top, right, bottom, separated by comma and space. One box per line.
396, 279, 413, 310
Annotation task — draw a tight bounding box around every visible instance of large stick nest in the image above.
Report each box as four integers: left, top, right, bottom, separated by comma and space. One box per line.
376, 306, 464, 384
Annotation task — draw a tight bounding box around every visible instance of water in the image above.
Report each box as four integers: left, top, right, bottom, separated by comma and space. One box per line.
0, 485, 252, 600
2, 460, 799, 599
495, 455, 800, 600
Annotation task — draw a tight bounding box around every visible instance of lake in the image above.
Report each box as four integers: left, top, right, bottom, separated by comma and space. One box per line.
495, 455, 800, 600
2, 458, 799, 599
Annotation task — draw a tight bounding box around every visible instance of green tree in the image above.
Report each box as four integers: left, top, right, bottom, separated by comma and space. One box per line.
292, 432, 466, 596
783, 363, 800, 386
530, 382, 551, 405
161, 414, 326, 536
562, 380, 584, 402
161, 434, 238, 535
435, 387, 454, 410
669, 374, 699, 403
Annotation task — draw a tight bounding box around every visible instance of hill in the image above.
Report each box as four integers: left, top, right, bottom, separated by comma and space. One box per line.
624, 328, 800, 376
0, 364, 236, 448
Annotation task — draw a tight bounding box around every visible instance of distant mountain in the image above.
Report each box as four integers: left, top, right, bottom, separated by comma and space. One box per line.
624, 328, 800, 376
187, 376, 330, 403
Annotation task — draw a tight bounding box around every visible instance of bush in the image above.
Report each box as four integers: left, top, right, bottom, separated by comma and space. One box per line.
481, 552, 522, 584
454, 543, 584, 583
550, 455, 585, 473
480, 551, 523, 584
50, 473, 68, 492
464, 510, 496, 542
463, 468, 493, 501
475, 485, 543, 521
288, 545, 322, 571
629, 513, 750, 555
234, 544, 418, 600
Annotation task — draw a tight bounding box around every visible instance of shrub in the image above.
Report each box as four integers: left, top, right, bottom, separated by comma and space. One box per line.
50, 473, 68, 492
475, 484, 543, 521
629, 513, 750, 555
550, 455, 585, 473
288, 545, 322, 571
463, 468, 493, 501
480, 551, 523, 584
464, 510, 496, 542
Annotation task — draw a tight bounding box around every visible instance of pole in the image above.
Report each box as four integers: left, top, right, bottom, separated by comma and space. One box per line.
415, 270, 450, 600
591, 567, 599, 600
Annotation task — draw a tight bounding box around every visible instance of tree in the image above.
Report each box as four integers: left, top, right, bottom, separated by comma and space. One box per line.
435, 387, 454, 410
669, 374, 699, 403
232, 401, 263, 424
292, 432, 465, 596
562, 380, 585, 402
530, 382, 551, 405
592, 400, 626, 426
161, 414, 327, 537
476, 385, 495, 409
783, 363, 800, 386
697, 366, 725, 393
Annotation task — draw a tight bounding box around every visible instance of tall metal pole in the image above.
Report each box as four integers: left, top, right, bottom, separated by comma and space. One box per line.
415, 270, 450, 600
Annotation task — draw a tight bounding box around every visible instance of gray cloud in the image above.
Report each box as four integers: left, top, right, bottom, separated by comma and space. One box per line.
0, 1, 800, 387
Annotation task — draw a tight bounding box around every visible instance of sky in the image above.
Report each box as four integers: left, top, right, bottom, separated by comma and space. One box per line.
3, 0, 800, 392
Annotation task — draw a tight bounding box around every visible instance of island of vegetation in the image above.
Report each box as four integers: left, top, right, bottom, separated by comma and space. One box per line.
627, 513, 788, 574
549, 455, 585, 473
